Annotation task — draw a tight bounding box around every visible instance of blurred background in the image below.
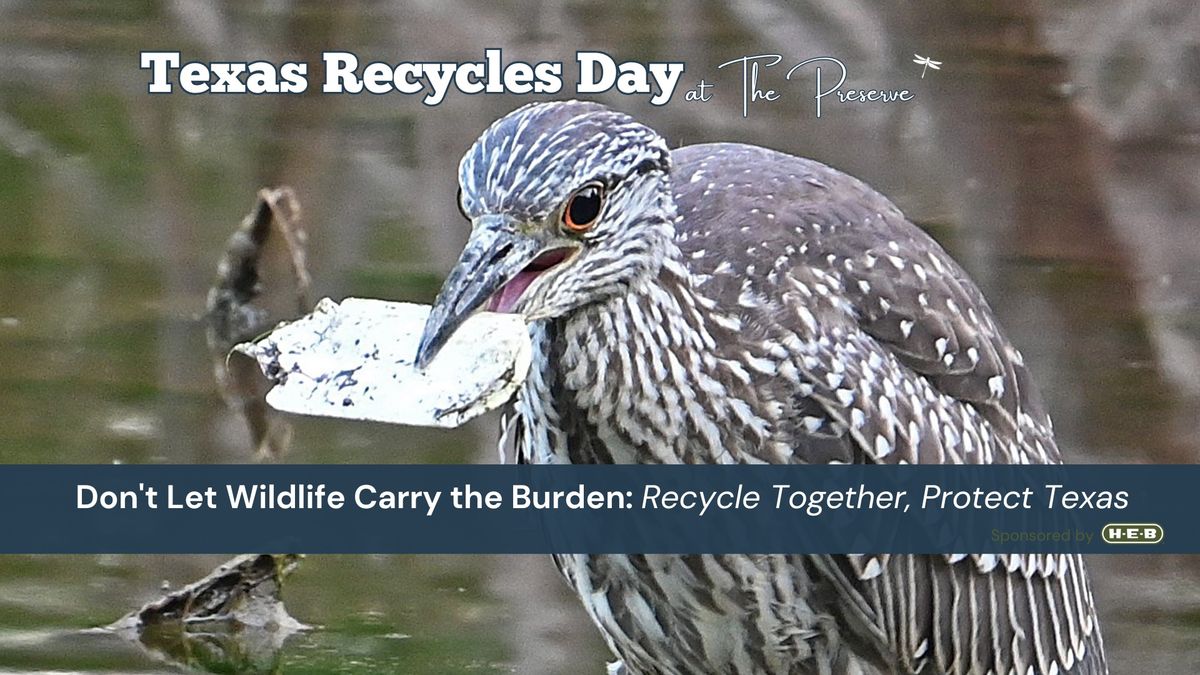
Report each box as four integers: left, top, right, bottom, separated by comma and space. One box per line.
1, 0, 1198, 673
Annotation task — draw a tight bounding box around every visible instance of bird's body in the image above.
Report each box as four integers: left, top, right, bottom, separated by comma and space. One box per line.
418, 102, 1107, 674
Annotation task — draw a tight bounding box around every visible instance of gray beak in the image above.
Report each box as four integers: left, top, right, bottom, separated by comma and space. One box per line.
415, 215, 541, 368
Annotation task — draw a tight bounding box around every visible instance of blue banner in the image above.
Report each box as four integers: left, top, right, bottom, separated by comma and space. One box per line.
0, 464, 1186, 553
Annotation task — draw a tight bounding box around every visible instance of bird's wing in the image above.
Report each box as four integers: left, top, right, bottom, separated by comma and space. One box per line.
807, 552, 1105, 675
671, 143, 1105, 673
671, 143, 1055, 466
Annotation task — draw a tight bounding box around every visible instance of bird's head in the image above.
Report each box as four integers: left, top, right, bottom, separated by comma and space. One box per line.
415, 101, 674, 367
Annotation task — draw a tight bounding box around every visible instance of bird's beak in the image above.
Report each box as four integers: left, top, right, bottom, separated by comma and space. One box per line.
415, 215, 544, 368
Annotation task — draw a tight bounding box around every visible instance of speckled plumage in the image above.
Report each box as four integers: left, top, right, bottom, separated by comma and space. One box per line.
424, 101, 1107, 675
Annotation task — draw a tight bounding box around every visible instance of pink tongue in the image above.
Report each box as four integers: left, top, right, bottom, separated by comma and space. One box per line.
488, 270, 541, 313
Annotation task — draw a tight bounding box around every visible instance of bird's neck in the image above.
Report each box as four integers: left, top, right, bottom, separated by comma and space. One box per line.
532, 243, 781, 464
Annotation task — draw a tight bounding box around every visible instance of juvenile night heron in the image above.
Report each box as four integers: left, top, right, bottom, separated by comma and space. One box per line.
416, 101, 1106, 674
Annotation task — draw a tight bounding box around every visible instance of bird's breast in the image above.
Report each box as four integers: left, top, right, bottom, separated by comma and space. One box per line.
518, 291, 792, 466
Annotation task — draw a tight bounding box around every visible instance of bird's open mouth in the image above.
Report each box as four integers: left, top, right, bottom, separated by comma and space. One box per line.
487, 247, 575, 313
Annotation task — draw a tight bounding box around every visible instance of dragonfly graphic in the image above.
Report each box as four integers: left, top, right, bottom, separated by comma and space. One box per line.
913, 54, 942, 78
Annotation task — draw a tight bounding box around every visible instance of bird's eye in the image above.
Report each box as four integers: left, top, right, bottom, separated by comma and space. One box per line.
563, 183, 604, 233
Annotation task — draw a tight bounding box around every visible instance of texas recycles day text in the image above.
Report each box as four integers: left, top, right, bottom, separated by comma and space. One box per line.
139, 50, 685, 105
77, 482, 1129, 518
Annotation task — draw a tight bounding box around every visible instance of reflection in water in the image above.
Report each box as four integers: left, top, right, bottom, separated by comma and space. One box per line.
107, 554, 307, 674
0, 1, 1196, 673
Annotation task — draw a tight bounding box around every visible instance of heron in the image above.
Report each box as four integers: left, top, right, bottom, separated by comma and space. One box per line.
416, 101, 1106, 675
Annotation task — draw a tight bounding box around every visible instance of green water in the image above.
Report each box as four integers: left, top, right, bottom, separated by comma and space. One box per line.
1, 1, 1198, 673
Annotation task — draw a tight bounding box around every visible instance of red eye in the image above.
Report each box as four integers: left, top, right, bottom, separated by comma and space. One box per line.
563, 183, 604, 233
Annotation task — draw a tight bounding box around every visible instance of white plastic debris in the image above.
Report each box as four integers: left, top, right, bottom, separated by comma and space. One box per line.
235, 298, 532, 428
